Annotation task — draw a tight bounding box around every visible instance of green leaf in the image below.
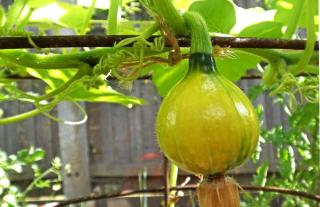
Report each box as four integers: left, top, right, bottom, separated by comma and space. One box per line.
253, 161, 269, 186
0, 6, 5, 26
5, 0, 28, 28
289, 103, 318, 130
188, 0, 236, 33
26, 68, 143, 106
278, 146, 296, 180
59, 5, 88, 33
215, 50, 261, 81
248, 85, 265, 102
231, 6, 276, 34
172, 0, 194, 12
239, 21, 283, 38
27, 0, 55, 9
67, 83, 144, 106
15, 148, 45, 164
34, 180, 50, 188
26, 148, 45, 163
274, 0, 318, 29
152, 61, 188, 97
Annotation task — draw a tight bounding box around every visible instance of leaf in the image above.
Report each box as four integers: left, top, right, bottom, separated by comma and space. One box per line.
5, 0, 28, 28
0, 6, 5, 26
289, 103, 318, 130
26, 148, 45, 163
231, 6, 276, 34
278, 146, 296, 180
117, 20, 155, 35
253, 161, 269, 186
34, 180, 50, 188
67, 83, 144, 106
239, 21, 283, 38
248, 84, 265, 101
30, 2, 69, 27
215, 50, 261, 81
152, 61, 188, 97
274, 0, 318, 30
188, 0, 236, 33
26, 68, 143, 106
173, 0, 193, 12
27, 0, 56, 9
59, 5, 88, 33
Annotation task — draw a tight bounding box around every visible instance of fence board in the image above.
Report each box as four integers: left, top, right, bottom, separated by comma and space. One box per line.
100, 104, 116, 165
128, 82, 144, 163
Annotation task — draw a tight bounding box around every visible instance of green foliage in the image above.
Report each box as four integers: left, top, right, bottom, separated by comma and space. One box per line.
188, 0, 236, 33
215, 50, 261, 81
239, 21, 283, 38
152, 60, 188, 97
244, 90, 319, 206
0, 147, 62, 206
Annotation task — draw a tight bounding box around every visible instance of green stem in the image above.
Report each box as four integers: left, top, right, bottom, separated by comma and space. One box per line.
153, 0, 186, 35
5, 0, 29, 28
283, 0, 305, 38
0, 44, 166, 70
80, 0, 97, 35
35, 65, 89, 102
169, 163, 179, 207
108, 0, 121, 35
183, 12, 212, 54
0, 107, 43, 125
289, 0, 317, 74
23, 168, 54, 195
114, 22, 159, 48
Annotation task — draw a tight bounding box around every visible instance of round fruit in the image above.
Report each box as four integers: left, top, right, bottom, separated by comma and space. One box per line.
156, 53, 259, 175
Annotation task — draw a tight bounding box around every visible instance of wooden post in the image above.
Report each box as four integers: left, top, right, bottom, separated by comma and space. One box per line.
58, 102, 93, 207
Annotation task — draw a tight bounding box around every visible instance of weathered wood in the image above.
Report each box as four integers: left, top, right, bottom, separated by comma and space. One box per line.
112, 103, 131, 165
5, 100, 19, 154
100, 104, 115, 165
128, 82, 143, 164
85, 103, 102, 163
140, 80, 161, 161
57, 102, 92, 207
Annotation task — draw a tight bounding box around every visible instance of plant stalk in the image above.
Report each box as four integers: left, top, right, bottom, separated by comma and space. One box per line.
153, 0, 186, 35
289, 0, 317, 74
108, 0, 121, 35
183, 11, 212, 54
283, 0, 305, 38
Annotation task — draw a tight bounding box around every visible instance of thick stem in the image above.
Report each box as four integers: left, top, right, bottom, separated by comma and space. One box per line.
108, 0, 121, 35
169, 163, 179, 207
80, 0, 97, 35
153, 0, 186, 35
0, 107, 44, 125
183, 12, 212, 54
289, 0, 316, 74
35, 64, 90, 102
283, 0, 305, 38
197, 175, 240, 207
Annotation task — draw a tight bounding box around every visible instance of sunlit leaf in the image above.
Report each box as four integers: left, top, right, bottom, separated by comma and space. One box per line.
152, 61, 188, 97
278, 146, 296, 180
231, 6, 276, 34
239, 21, 283, 38
253, 161, 269, 186
215, 50, 261, 81
59, 5, 88, 33
189, 0, 236, 33
274, 0, 318, 30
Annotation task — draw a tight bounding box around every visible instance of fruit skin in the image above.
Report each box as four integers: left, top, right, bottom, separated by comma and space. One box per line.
156, 53, 259, 175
